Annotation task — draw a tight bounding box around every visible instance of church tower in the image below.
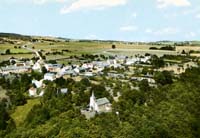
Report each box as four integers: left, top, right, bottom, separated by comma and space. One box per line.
89, 92, 96, 111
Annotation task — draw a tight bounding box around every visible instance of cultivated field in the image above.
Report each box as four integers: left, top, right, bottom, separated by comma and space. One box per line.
1, 37, 200, 62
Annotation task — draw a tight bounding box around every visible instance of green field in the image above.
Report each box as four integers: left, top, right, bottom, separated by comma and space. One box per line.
11, 98, 40, 127
1, 36, 200, 62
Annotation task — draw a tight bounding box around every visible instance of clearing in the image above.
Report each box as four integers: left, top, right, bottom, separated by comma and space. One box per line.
11, 98, 40, 127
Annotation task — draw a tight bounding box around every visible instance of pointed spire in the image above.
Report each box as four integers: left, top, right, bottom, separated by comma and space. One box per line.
91, 92, 96, 102
91, 92, 95, 99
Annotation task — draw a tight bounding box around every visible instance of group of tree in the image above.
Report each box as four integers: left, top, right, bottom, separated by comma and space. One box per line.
149, 46, 175, 51
150, 55, 165, 68
1, 66, 200, 137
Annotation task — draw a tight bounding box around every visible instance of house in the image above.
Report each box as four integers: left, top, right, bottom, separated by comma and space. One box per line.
32, 79, 43, 88
32, 62, 42, 72
44, 73, 56, 81
0, 65, 32, 74
82, 63, 94, 70
140, 56, 151, 63
9, 57, 18, 63
93, 61, 110, 68
63, 70, 77, 76
89, 93, 112, 113
107, 73, 125, 79
60, 88, 68, 94
44, 64, 62, 72
28, 87, 37, 97
14, 62, 26, 67
84, 72, 95, 77
39, 90, 44, 97
131, 77, 156, 84
73, 68, 80, 74
125, 58, 139, 65
59, 66, 72, 75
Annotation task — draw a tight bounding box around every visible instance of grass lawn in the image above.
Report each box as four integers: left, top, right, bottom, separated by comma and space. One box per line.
11, 98, 41, 127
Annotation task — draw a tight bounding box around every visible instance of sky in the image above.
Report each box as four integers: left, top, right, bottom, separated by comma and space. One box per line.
0, 0, 199, 41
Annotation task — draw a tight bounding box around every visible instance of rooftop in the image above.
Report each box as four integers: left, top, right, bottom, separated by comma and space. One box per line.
0, 66, 31, 71
44, 73, 55, 77
96, 97, 110, 106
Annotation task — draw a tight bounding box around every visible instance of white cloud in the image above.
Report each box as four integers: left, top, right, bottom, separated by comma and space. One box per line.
32, 0, 48, 5
157, 0, 191, 8
185, 32, 196, 38
60, 0, 127, 14
146, 27, 179, 35
131, 12, 137, 18
145, 28, 153, 33
164, 13, 178, 19
85, 34, 99, 40
2, 0, 68, 5
196, 14, 200, 18
155, 27, 179, 35
32, 0, 70, 5
183, 8, 200, 15
56, 0, 69, 3
120, 25, 138, 32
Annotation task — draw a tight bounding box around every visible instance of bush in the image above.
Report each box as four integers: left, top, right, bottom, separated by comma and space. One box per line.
149, 47, 158, 50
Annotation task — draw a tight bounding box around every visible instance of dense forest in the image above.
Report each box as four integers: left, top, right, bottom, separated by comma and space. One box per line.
0, 66, 200, 138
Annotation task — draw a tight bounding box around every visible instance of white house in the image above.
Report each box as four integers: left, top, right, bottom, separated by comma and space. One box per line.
44, 64, 62, 72
89, 93, 112, 113
84, 72, 95, 77
32, 79, 43, 88
73, 68, 80, 74
0, 65, 32, 74
44, 73, 56, 81
60, 88, 68, 94
82, 63, 94, 70
39, 90, 44, 97
28, 87, 37, 97
32, 62, 42, 72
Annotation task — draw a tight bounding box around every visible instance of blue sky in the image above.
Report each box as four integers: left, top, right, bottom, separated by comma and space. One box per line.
0, 0, 199, 41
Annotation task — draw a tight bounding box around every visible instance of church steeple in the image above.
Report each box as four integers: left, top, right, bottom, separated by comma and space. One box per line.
89, 92, 96, 111
91, 92, 95, 100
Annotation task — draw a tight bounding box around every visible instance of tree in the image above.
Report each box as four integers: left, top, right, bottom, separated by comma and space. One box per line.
139, 79, 150, 92
0, 101, 14, 130
55, 77, 66, 87
154, 71, 173, 85
80, 78, 91, 86
181, 50, 186, 54
112, 44, 116, 49
91, 84, 109, 99
25, 104, 50, 127
48, 60, 57, 64
5, 49, 10, 54
151, 55, 165, 68
41, 66, 47, 74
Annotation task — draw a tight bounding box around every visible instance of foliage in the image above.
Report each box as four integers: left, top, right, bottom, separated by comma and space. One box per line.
1, 67, 200, 138
5, 49, 11, 54
150, 55, 165, 68
112, 44, 116, 49
154, 71, 173, 85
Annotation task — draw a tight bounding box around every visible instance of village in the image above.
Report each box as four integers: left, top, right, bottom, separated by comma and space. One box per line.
1, 0, 200, 136
0, 43, 199, 119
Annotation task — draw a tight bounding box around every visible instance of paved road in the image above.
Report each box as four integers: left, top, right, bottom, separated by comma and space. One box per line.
22, 43, 43, 60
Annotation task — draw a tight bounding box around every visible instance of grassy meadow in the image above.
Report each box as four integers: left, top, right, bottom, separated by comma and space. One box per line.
1, 37, 200, 62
